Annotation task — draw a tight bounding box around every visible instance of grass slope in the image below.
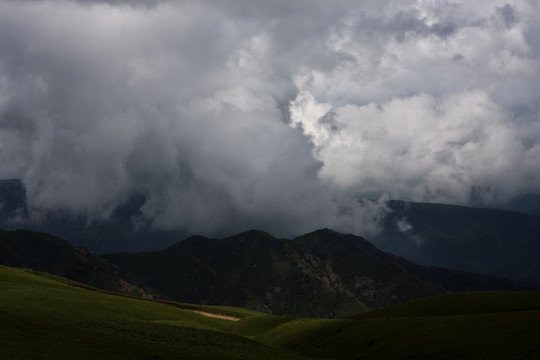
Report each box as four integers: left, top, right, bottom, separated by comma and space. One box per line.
1, 265, 539, 359
253, 291, 540, 359
0, 265, 306, 360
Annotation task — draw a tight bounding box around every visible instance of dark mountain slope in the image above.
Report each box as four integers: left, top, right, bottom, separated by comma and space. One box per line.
107, 230, 368, 317
0, 230, 157, 298
106, 229, 536, 318
375, 200, 540, 282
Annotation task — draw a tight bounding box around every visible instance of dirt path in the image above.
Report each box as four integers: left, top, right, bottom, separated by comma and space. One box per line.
189, 309, 240, 321
148, 299, 241, 321
70, 283, 241, 321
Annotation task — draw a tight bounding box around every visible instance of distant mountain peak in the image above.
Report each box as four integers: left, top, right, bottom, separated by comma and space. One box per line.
228, 229, 276, 240
168, 235, 211, 249
295, 228, 377, 252
309, 228, 341, 236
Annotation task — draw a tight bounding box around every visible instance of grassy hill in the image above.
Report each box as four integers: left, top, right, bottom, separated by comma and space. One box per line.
1, 265, 539, 359
0, 265, 305, 360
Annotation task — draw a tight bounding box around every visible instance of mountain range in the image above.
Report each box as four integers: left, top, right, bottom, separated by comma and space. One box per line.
1, 178, 539, 284
1, 228, 536, 318
104, 228, 536, 317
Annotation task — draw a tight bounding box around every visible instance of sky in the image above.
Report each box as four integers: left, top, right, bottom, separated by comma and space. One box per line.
0, 0, 539, 238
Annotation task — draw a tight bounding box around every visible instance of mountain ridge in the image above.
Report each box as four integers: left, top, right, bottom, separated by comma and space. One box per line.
106, 228, 538, 317
375, 200, 540, 282
0, 229, 159, 299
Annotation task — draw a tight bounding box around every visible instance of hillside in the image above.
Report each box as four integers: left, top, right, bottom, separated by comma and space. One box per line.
375, 200, 540, 282
250, 291, 540, 360
1, 265, 539, 359
105, 229, 535, 317
0, 265, 305, 360
0, 230, 157, 298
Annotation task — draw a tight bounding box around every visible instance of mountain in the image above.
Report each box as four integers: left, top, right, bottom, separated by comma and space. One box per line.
105, 229, 535, 318
374, 200, 540, 282
0, 229, 158, 298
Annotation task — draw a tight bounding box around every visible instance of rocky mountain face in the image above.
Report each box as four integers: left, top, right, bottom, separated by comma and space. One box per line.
105, 229, 536, 318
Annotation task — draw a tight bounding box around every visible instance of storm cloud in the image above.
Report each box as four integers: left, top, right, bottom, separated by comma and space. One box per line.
0, 0, 539, 238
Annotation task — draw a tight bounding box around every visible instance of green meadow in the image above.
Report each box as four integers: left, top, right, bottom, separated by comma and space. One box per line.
1, 265, 539, 359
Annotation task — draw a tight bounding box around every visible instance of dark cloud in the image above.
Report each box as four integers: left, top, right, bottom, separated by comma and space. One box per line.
0, 0, 539, 239
496, 4, 517, 29
390, 10, 457, 41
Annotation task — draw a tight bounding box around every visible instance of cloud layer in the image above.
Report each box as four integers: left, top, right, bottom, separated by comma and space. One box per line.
1, 0, 539, 237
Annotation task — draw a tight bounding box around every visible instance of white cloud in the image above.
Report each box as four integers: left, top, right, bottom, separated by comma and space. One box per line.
291, 89, 535, 204
0, 0, 539, 239
396, 218, 413, 233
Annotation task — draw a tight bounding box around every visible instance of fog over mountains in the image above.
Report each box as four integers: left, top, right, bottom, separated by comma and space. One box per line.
1, 179, 539, 285
1, 0, 540, 240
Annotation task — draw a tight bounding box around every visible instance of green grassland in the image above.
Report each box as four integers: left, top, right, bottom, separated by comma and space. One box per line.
1, 265, 539, 359
0, 265, 306, 360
